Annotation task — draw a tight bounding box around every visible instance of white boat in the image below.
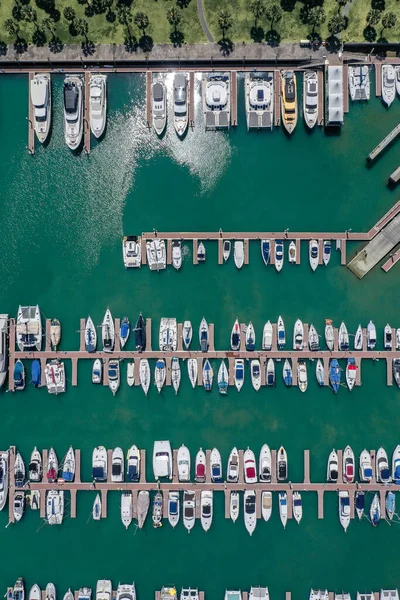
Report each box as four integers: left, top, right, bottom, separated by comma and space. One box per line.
108, 359, 120, 396
339, 490, 350, 532
376, 447, 390, 483
46, 447, 58, 483
277, 446, 288, 481
266, 358, 275, 387
127, 361, 135, 387
46, 584, 56, 600
92, 446, 107, 481
102, 308, 115, 352
244, 490, 256, 535
146, 239, 167, 270
122, 235, 141, 268
182, 320, 192, 349
230, 491, 239, 522
202, 72, 231, 130
210, 447, 222, 482
293, 491, 302, 523
45, 360, 66, 394
223, 240, 231, 261
244, 448, 257, 484
63, 75, 83, 150
171, 357, 181, 395
116, 585, 135, 600
49, 319, 61, 350
308, 323, 319, 351
343, 445, 355, 483
31, 73, 51, 143
16, 305, 42, 351
279, 491, 288, 528
173, 73, 188, 137
127, 445, 140, 481
283, 358, 293, 386
29, 447, 42, 482
121, 491, 132, 529
152, 80, 167, 135
327, 449, 338, 482
29, 584, 41, 600
13, 491, 25, 521
303, 70, 318, 128
0, 314, 8, 388
136, 490, 150, 528
339, 321, 349, 351
316, 358, 324, 386
14, 451, 25, 489
396, 328, 400, 350
384, 323, 393, 350
111, 447, 124, 483
159, 318, 177, 351
199, 318, 209, 352
392, 445, 400, 483
346, 358, 357, 391
64, 589, 74, 600
277, 315, 285, 348
297, 361, 308, 392
92, 359, 102, 384
197, 241, 206, 262
89, 74, 107, 138
153, 440, 173, 480
325, 319, 334, 350
96, 580, 112, 600
354, 324, 363, 350
234, 241, 244, 269
382, 65, 396, 107
200, 490, 213, 532
155, 359, 166, 393
85, 316, 97, 352
250, 359, 261, 391
183, 490, 196, 532
234, 359, 245, 392
359, 449, 373, 482
293, 319, 304, 350
178, 444, 190, 482
246, 322, 256, 351
46, 490, 64, 525
92, 493, 101, 520
259, 444, 271, 482
161, 589, 177, 600
0, 451, 8, 510
349, 65, 370, 101
309, 239, 319, 270
168, 491, 180, 527
245, 72, 274, 129
380, 591, 399, 600
386, 491, 395, 521
262, 321, 273, 351
218, 360, 229, 394
288, 241, 296, 263
275, 240, 284, 271
367, 320, 376, 350
195, 448, 206, 482
172, 241, 182, 270
396, 65, 400, 96
370, 492, 380, 526
323, 241, 331, 265
227, 447, 239, 482
152, 490, 163, 528
310, 592, 320, 600
139, 359, 150, 396
187, 358, 198, 389
203, 359, 213, 391
261, 491, 272, 522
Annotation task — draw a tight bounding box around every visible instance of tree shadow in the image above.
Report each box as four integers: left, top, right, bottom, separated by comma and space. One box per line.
217, 37, 234, 56
325, 34, 341, 52
170, 29, 184, 47
82, 39, 96, 55
138, 34, 153, 52
69, 22, 78, 36
266, 28, 281, 46
106, 9, 116, 22
250, 25, 265, 42
85, 4, 95, 16
124, 34, 137, 52
48, 36, 63, 52
371, 0, 385, 9
280, 0, 296, 12
308, 31, 322, 48
14, 37, 27, 53
12, 4, 23, 21
363, 25, 377, 41
32, 28, 46, 45
49, 8, 60, 21
177, 0, 191, 7
0, 41, 7, 56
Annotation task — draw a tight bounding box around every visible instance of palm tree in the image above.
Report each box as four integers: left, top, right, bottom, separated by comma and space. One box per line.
74, 17, 89, 43
308, 6, 326, 33
167, 7, 181, 30
381, 11, 397, 36
366, 9, 381, 26
265, 4, 282, 30
217, 10, 232, 39
250, 0, 265, 26
134, 11, 149, 34
63, 6, 76, 22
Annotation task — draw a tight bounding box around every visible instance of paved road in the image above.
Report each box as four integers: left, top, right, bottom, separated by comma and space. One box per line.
197, 0, 214, 43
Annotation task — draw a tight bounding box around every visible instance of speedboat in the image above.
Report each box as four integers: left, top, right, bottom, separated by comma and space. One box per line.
63, 75, 83, 150
0, 314, 8, 388
283, 359, 292, 386
29, 447, 42, 482
85, 316, 97, 352
339, 490, 350, 532
297, 361, 308, 392
92, 359, 102, 384
382, 64, 396, 107
227, 447, 239, 482
327, 449, 338, 482
77, 587, 91, 600
303, 70, 318, 129
370, 492, 380, 526
231, 319, 241, 350
92, 446, 107, 481
316, 359, 324, 386
108, 359, 120, 396
325, 319, 334, 350
152, 492, 163, 528
14, 360, 25, 391
139, 359, 150, 395
0, 451, 9, 510
61, 446, 75, 482
171, 357, 181, 394
197, 241, 206, 262
234, 359, 245, 391
119, 317, 130, 349
384, 324, 393, 350
259, 444, 271, 482
92, 493, 101, 520
11, 579, 25, 600
308, 324, 319, 351
355, 490, 365, 519
183, 490, 196, 532
376, 447, 390, 483
96, 580, 112, 600
136, 490, 150, 528
199, 318, 209, 352
102, 308, 115, 352
393, 358, 400, 388
386, 491, 395, 521
122, 235, 142, 268
218, 360, 229, 394
210, 447, 222, 483
367, 320, 376, 350
203, 359, 213, 391
230, 491, 239, 522
250, 359, 261, 391
277, 316, 285, 348
14, 491, 25, 521
146, 239, 166, 270
15, 451, 25, 488
116, 585, 135, 600
16, 305, 42, 351
50, 318, 61, 349
343, 445, 355, 483
309, 239, 319, 271
168, 491, 180, 528
182, 320, 192, 349
111, 447, 124, 483
244, 448, 257, 484
281, 70, 297, 134
223, 240, 231, 261
262, 321, 273, 350
195, 448, 206, 482
329, 358, 340, 393
234, 241, 244, 269
127, 361, 135, 387
261, 491, 272, 522
354, 324, 363, 350
188, 358, 198, 389
244, 490, 256, 535
45, 360, 65, 394
293, 319, 304, 350
288, 241, 296, 263
293, 491, 302, 523
279, 491, 288, 528
152, 80, 167, 135
200, 490, 213, 532
246, 322, 256, 351
245, 72, 274, 129
177, 444, 190, 482
359, 449, 372, 482
155, 359, 166, 393
31, 73, 51, 143
323, 241, 331, 265
277, 446, 287, 481
89, 74, 107, 138
346, 358, 357, 391
266, 358, 275, 387
173, 73, 188, 137
339, 321, 349, 351
46, 447, 58, 483
261, 239, 271, 265
159, 318, 177, 351
127, 445, 140, 482
275, 240, 284, 271
153, 440, 173, 480
172, 241, 182, 270
202, 72, 231, 130
121, 492, 133, 529
46, 584, 56, 600
46, 489, 64, 525
392, 445, 400, 483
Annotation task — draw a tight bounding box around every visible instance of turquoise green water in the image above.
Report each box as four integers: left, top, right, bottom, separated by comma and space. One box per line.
1, 72, 400, 599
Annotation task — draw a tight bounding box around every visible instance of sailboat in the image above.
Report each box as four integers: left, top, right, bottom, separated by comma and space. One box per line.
188, 358, 198, 389
102, 308, 115, 352
171, 357, 181, 395
85, 316, 97, 352
139, 359, 150, 395
218, 360, 229, 394
92, 493, 101, 520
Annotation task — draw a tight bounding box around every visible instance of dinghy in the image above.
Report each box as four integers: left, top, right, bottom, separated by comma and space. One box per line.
29, 447, 42, 482
139, 358, 150, 395
354, 324, 363, 350
168, 491, 180, 528
325, 319, 334, 350
172, 240, 182, 270
195, 448, 206, 483
111, 447, 124, 483
231, 319, 241, 351
275, 240, 284, 271
327, 449, 338, 482
250, 359, 261, 391
197, 242, 206, 262
288, 241, 296, 263
279, 492, 288, 528
323, 241, 331, 266
92, 493, 101, 520
367, 320, 376, 350
92, 359, 102, 384
85, 316, 97, 352
245, 322, 256, 351
370, 492, 380, 526
384, 323, 393, 350
108, 359, 120, 396
31, 360, 41, 388
339, 321, 349, 351
244, 448, 257, 484
329, 358, 340, 393
234, 359, 245, 391
200, 490, 213, 532
297, 361, 308, 392
227, 447, 239, 482
188, 358, 198, 389
171, 357, 181, 394
127, 361, 135, 386
308, 324, 319, 351
277, 315, 285, 348
203, 359, 213, 391
262, 321, 273, 350
46, 447, 58, 483
183, 490, 196, 532
316, 359, 324, 387
266, 358, 275, 387
152, 491, 163, 528
262, 491, 272, 521
218, 360, 229, 394
376, 447, 390, 483
261, 239, 270, 265
210, 448, 222, 483
102, 308, 115, 352
359, 449, 372, 482
355, 490, 365, 519
293, 319, 304, 350
309, 239, 319, 271
223, 240, 231, 262
244, 490, 256, 535
283, 359, 292, 386
346, 358, 357, 391
177, 444, 190, 482
234, 241, 244, 269
61, 446, 75, 481
155, 359, 166, 393
386, 490, 395, 521
121, 491, 132, 529
277, 446, 288, 481
230, 491, 239, 522
343, 445, 355, 483
339, 490, 350, 532
259, 444, 271, 482
182, 320, 192, 349
199, 318, 209, 352
293, 491, 302, 524
119, 317, 130, 349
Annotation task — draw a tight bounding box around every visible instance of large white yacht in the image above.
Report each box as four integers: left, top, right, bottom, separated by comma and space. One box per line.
153, 440, 173, 480
152, 80, 167, 135
202, 73, 230, 130
0, 314, 8, 388
44, 360, 66, 394
63, 75, 83, 150
122, 235, 142, 268
46, 489, 64, 525
16, 305, 42, 351
30, 73, 51, 143
146, 239, 166, 270
382, 65, 396, 107
303, 70, 318, 128
348, 65, 370, 101
245, 73, 274, 130
89, 74, 107, 138
159, 318, 177, 351
96, 581, 112, 600
173, 73, 189, 137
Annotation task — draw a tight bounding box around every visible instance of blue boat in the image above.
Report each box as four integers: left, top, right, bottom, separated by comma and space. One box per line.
119, 317, 130, 349
202, 359, 213, 391
329, 359, 340, 393
355, 490, 365, 519
13, 360, 25, 391
261, 239, 270, 266
283, 359, 292, 386
31, 359, 41, 388
386, 491, 396, 520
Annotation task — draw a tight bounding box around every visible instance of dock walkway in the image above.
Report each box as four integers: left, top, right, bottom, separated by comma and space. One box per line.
367, 122, 400, 162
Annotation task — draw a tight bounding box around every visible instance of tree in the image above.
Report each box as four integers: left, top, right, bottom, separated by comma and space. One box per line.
134, 11, 149, 33
366, 9, 381, 26
74, 17, 89, 40
217, 9, 232, 38
166, 7, 181, 29
308, 6, 326, 32
381, 11, 397, 34
327, 13, 345, 35
117, 4, 132, 27
63, 6, 76, 21
250, 0, 265, 25
21, 6, 38, 25
4, 18, 20, 37
43, 15, 55, 34
336, 0, 346, 10
265, 4, 282, 29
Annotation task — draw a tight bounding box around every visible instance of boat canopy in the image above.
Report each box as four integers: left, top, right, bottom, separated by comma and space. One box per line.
246, 466, 256, 479
381, 467, 390, 480
92, 466, 105, 479
356, 493, 365, 508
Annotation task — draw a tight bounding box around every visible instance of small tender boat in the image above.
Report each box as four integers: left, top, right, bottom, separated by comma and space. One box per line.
259, 444, 271, 482
277, 315, 285, 348
355, 490, 365, 520
183, 490, 196, 532
293, 491, 302, 524
29, 447, 42, 482
244, 448, 257, 484
277, 446, 287, 481
339, 321, 349, 351
102, 308, 115, 352
14, 360, 25, 391
346, 358, 357, 391
92, 493, 101, 520
376, 447, 390, 483
309, 239, 319, 271
244, 490, 256, 535
85, 316, 97, 353
197, 242, 206, 262
177, 444, 190, 482
188, 358, 198, 389
201, 490, 213, 532
261, 491, 272, 521
155, 359, 166, 393
303, 70, 318, 128
308, 324, 319, 351
279, 491, 288, 528
386, 490, 395, 521
119, 317, 130, 349
370, 492, 380, 526
392, 444, 400, 483
127, 361, 135, 387
50, 319, 61, 350
250, 359, 261, 391
199, 318, 209, 352
152, 491, 163, 528
195, 448, 206, 483
46, 447, 58, 483
108, 359, 120, 396
384, 323, 393, 350
230, 491, 239, 522
172, 240, 182, 270
61, 446, 75, 482
111, 447, 124, 483
367, 320, 376, 350
152, 80, 167, 135
275, 239, 284, 271
261, 239, 270, 265
359, 449, 373, 482
139, 358, 150, 396
266, 358, 275, 387
354, 324, 363, 350
293, 319, 304, 350
92, 359, 102, 384
231, 319, 241, 351
316, 358, 324, 387
262, 321, 273, 351
171, 357, 181, 395
168, 491, 180, 528
325, 319, 334, 350
127, 445, 140, 482
203, 359, 213, 391
327, 449, 338, 482
210, 448, 222, 483
288, 241, 296, 263
339, 490, 350, 532
121, 491, 132, 529
182, 320, 192, 349
245, 322, 256, 351
223, 240, 231, 262
343, 445, 355, 483
297, 361, 308, 392
227, 447, 239, 482
89, 73, 107, 138
235, 359, 245, 391
323, 241, 331, 266
382, 64, 396, 107
329, 358, 340, 394
234, 241, 244, 269
283, 359, 292, 386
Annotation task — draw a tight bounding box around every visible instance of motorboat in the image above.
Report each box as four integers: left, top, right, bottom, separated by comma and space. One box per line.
309, 239, 319, 271
153, 441, 173, 480
275, 240, 284, 271
323, 241, 331, 265
283, 359, 292, 386
329, 358, 340, 393
339, 490, 350, 532
349, 65, 370, 100
122, 235, 141, 268
77, 587, 91, 600
146, 239, 166, 270
11, 579, 25, 600
188, 358, 198, 389
45, 360, 65, 394
288, 241, 296, 263
277, 315, 285, 348
116, 585, 135, 600
177, 444, 190, 482
139, 359, 150, 395
16, 305, 42, 351
354, 324, 363, 350
96, 580, 112, 600
182, 320, 192, 349
327, 449, 338, 482
293, 319, 304, 350
343, 445, 355, 483
168, 491, 180, 527
64, 590, 74, 600
393, 358, 400, 388
261, 239, 271, 265
92, 493, 101, 520
195, 448, 206, 483
376, 447, 390, 483
310, 591, 320, 600
152, 491, 163, 528
227, 447, 239, 482
29, 447, 42, 482
218, 360, 229, 394
197, 241, 206, 262
108, 359, 120, 396
308, 324, 319, 351
46, 490, 64, 525
231, 319, 241, 351
259, 444, 271, 482
250, 359, 261, 391
111, 447, 124, 483
261, 491, 272, 522
346, 358, 357, 391
244, 490, 256, 535
152, 80, 167, 135
127, 361, 135, 387
316, 359, 324, 387
355, 490, 365, 519
382, 64, 396, 107
0, 451, 8, 510
359, 449, 373, 482
181, 589, 199, 600
392, 444, 400, 483
85, 316, 97, 352
244, 448, 257, 484
171, 357, 181, 395
183, 490, 196, 532
380, 592, 399, 600
155, 359, 166, 393
203, 359, 213, 391
63, 75, 83, 150
303, 70, 318, 128
46, 583, 56, 600
14, 360, 25, 391
127, 445, 140, 482
199, 318, 209, 352
367, 320, 376, 350
230, 491, 239, 522
266, 358, 275, 387
50, 318, 61, 350
386, 491, 395, 521
397, 328, 400, 350
121, 491, 132, 529
339, 321, 349, 351
234, 359, 245, 392
173, 73, 188, 137
234, 241, 244, 269
262, 321, 273, 350
396, 65, 400, 96
200, 490, 213, 532
202, 72, 231, 130
225, 593, 242, 600
172, 240, 182, 270
384, 323, 393, 350
14, 451, 25, 488
159, 318, 177, 352
119, 317, 130, 349
102, 308, 115, 352
245, 72, 274, 129
223, 240, 231, 261
246, 322, 256, 351
210, 448, 222, 483
277, 446, 287, 481
136, 490, 150, 528
61, 446, 75, 482
160, 589, 177, 600
370, 492, 380, 526
92, 446, 107, 481
13, 491, 25, 521
325, 319, 334, 350
46, 447, 58, 483
92, 359, 102, 384
30, 73, 52, 143
293, 491, 302, 524
89, 74, 107, 138
281, 70, 297, 134
279, 491, 288, 528
0, 314, 8, 388
297, 361, 308, 392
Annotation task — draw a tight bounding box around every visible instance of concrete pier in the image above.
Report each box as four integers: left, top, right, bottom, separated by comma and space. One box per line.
146, 71, 152, 127
189, 72, 195, 128
317, 70, 324, 126
375, 63, 382, 97
231, 71, 237, 126
274, 70, 281, 126
367, 123, 400, 162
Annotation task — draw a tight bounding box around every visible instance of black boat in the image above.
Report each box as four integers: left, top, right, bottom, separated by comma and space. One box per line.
134, 313, 146, 352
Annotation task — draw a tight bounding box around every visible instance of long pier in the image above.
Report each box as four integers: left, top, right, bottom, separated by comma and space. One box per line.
83, 71, 91, 154
367, 123, 400, 162
28, 72, 35, 154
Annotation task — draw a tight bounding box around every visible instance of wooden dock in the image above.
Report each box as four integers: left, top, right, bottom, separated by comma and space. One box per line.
146, 71, 152, 128
381, 249, 400, 272
189, 71, 195, 128
375, 63, 382, 97
317, 70, 324, 126
28, 72, 35, 154
83, 72, 91, 154
367, 122, 400, 162
231, 71, 237, 127
274, 70, 281, 127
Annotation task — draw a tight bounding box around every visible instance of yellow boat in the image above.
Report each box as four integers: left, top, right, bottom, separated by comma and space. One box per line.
281, 70, 298, 134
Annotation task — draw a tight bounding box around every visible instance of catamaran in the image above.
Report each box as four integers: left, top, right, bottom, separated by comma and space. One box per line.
202, 72, 231, 130
16, 305, 42, 351
245, 72, 274, 130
